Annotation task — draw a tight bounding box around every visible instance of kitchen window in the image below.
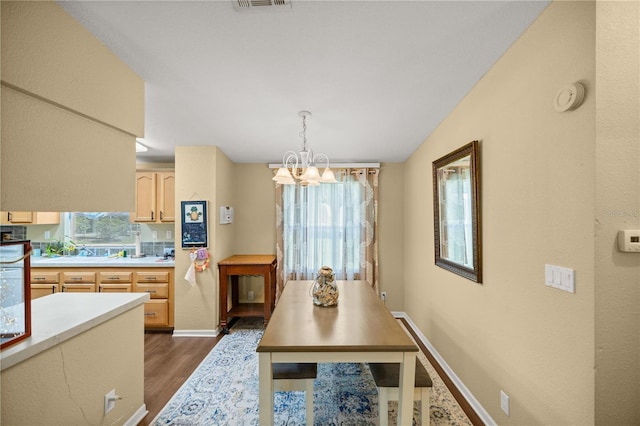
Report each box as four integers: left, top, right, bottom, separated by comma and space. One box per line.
62, 212, 134, 245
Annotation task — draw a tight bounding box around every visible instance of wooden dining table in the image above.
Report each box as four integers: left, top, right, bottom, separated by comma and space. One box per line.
256, 280, 418, 425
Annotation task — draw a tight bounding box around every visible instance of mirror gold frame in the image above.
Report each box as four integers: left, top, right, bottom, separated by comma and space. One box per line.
432, 140, 482, 283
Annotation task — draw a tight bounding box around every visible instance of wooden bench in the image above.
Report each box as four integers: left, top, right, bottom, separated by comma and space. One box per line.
272, 363, 317, 423
369, 360, 433, 426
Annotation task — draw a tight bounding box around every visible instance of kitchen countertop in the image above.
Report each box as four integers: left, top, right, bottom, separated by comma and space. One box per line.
0, 292, 149, 371
31, 256, 175, 268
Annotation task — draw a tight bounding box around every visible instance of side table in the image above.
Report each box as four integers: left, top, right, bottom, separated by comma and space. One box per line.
217, 254, 277, 333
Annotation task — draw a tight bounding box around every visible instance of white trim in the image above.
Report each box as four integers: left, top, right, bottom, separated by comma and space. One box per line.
124, 404, 148, 426
393, 311, 497, 426
172, 329, 219, 337
268, 162, 380, 169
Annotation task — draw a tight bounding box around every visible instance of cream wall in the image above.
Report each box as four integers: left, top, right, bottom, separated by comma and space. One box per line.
174, 147, 221, 332
594, 1, 640, 423
1, 2, 143, 212
378, 162, 405, 311
405, 2, 597, 424
1, 306, 145, 425
231, 164, 277, 302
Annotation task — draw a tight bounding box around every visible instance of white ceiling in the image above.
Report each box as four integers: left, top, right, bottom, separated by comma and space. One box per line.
58, 0, 549, 164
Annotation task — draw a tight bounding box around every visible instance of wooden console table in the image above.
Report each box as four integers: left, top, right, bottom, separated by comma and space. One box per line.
217, 254, 277, 333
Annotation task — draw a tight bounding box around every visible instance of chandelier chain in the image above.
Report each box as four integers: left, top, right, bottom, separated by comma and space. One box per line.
300, 114, 308, 151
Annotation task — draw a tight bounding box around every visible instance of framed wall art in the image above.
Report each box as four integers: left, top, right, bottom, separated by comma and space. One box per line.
181, 200, 208, 248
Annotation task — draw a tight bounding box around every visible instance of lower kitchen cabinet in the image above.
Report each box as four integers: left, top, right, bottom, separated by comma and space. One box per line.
98, 271, 133, 293
30, 271, 60, 299
31, 266, 174, 330
62, 271, 96, 292
134, 271, 172, 328
142, 299, 170, 327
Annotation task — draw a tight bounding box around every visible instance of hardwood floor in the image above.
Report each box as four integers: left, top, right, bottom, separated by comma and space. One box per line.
139, 331, 222, 425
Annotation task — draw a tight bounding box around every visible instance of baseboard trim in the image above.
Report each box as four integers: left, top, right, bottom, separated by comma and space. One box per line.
392, 311, 496, 426
172, 329, 219, 337
124, 404, 148, 426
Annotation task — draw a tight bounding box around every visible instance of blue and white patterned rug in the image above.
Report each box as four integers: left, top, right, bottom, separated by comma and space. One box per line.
152, 318, 471, 425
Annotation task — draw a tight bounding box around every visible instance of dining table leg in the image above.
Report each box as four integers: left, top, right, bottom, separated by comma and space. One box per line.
258, 352, 274, 425
397, 351, 417, 425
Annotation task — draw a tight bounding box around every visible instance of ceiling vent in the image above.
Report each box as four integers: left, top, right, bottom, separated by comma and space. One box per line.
233, 0, 291, 10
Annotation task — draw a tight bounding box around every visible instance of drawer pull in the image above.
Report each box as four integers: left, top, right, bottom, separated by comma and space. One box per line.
70, 277, 82, 281
144, 312, 157, 317
144, 276, 157, 280
145, 290, 157, 294
108, 276, 121, 280
33, 277, 45, 281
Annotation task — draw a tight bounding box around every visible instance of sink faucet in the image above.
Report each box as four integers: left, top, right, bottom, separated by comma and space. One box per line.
79, 246, 96, 257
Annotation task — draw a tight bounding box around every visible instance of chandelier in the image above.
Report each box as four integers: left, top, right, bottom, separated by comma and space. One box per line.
272, 111, 337, 186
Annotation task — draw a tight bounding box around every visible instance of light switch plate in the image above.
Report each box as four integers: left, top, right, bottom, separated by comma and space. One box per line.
545, 264, 575, 293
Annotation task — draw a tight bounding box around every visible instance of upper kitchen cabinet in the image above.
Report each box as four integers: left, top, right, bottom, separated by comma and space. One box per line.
133, 172, 175, 223
0, 212, 60, 225
1, 2, 143, 213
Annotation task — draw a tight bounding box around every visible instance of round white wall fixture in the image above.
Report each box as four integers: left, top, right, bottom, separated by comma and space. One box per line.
553, 82, 585, 112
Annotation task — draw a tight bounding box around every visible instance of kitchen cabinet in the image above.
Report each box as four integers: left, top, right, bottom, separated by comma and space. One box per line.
98, 271, 132, 293
132, 171, 175, 223
61, 271, 96, 293
30, 270, 60, 299
134, 271, 171, 328
0, 212, 60, 225
31, 266, 174, 330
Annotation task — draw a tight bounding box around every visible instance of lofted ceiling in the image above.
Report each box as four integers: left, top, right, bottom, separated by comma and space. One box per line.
59, 0, 549, 164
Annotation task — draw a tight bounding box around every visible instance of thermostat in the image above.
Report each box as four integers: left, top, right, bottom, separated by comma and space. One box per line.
219, 206, 234, 224
618, 230, 640, 252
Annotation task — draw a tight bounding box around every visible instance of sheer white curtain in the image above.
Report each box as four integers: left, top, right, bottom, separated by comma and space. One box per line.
275, 168, 379, 302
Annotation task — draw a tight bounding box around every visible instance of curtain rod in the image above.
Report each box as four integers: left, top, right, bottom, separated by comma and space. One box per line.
268, 162, 380, 169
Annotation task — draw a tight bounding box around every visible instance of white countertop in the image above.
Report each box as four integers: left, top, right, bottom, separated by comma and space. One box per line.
0, 292, 150, 371
31, 256, 175, 268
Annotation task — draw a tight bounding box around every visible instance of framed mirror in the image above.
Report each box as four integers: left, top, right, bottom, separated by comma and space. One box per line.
432, 141, 482, 283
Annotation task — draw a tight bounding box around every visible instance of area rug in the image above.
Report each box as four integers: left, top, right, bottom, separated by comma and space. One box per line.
152, 318, 472, 425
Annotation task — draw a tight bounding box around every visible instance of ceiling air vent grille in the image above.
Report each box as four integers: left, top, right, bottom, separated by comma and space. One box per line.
233, 0, 291, 10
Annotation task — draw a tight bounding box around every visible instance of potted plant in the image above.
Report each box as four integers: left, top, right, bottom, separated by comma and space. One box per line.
45, 236, 76, 257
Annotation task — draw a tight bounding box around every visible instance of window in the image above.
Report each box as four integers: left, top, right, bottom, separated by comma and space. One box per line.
275, 167, 380, 300
63, 212, 134, 245
282, 180, 363, 279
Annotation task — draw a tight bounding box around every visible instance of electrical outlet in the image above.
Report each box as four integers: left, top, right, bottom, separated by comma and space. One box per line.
380, 292, 387, 304
500, 390, 510, 416
152, 231, 158, 239
44, 231, 50, 239
104, 389, 116, 414
166, 231, 172, 239
247, 291, 254, 300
